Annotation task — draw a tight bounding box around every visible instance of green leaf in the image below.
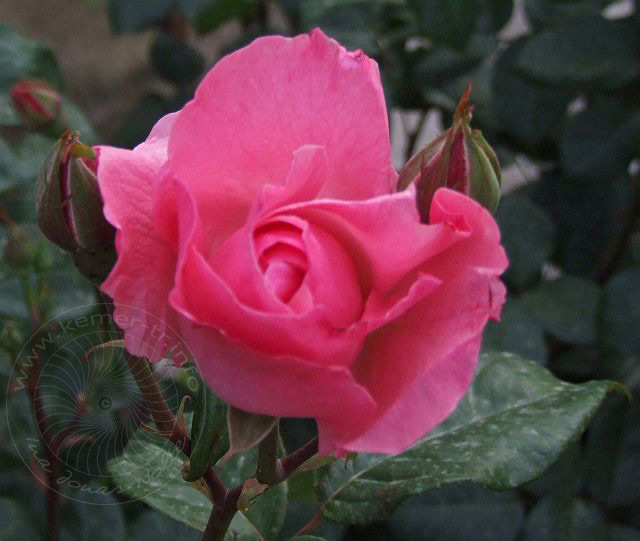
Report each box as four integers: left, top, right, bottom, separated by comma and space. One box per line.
532, 173, 631, 275
587, 392, 640, 507
611, 527, 640, 541
194, 0, 260, 34
128, 509, 200, 541
108, 429, 288, 539
520, 276, 601, 345
515, 16, 640, 88
522, 442, 583, 499
476, 0, 514, 34
184, 367, 228, 481
483, 298, 547, 364
107, 0, 172, 33
0, 93, 20, 127
278, 501, 346, 541
560, 98, 640, 180
522, 496, 608, 541
113, 92, 170, 149
491, 39, 572, 147
59, 487, 126, 541
177, 0, 218, 21
585, 395, 628, 506
524, 0, 607, 28
150, 32, 205, 85
413, 0, 481, 50
317, 352, 615, 524
223, 407, 277, 463
387, 483, 524, 541
287, 0, 388, 54
0, 497, 39, 541
602, 267, 640, 356
0, 24, 63, 91
495, 192, 555, 289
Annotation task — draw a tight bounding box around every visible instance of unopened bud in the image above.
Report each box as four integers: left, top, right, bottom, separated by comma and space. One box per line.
10, 80, 62, 129
398, 84, 501, 220
36, 131, 116, 283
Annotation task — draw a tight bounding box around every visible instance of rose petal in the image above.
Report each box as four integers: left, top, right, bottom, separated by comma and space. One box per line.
344, 334, 482, 453
335, 191, 508, 453
179, 322, 376, 454
268, 188, 470, 293
166, 29, 396, 251
169, 182, 364, 365
97, 114, 181, 361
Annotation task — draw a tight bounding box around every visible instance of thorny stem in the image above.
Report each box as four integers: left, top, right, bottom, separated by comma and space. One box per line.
202, 485, 242, 541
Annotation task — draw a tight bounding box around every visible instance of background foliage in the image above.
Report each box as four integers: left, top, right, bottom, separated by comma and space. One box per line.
1, 1, 640, 540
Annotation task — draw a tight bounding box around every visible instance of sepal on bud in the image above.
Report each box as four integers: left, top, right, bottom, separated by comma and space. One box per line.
398, 84, 501, 220
10, 80, 62, 129
36, 131, 115, 283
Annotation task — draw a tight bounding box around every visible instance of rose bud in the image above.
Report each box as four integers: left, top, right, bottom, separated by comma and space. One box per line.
10, 80, 62, 129
398, 84, 501, 220
36, 131, 116, 283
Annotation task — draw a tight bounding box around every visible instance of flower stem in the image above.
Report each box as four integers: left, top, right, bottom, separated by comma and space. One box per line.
256, 423, 282, 485
279, 436, 318, 480
202, 486, 242, 541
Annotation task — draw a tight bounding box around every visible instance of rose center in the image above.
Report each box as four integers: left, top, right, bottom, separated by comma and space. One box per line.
254, 223, 308, 305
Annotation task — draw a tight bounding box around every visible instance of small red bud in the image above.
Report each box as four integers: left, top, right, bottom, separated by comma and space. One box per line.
36, 131, 116, 283
10, 80, 62, 129
398, 83, 501, 220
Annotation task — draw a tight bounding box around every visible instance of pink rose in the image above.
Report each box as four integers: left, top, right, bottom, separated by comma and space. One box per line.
97, 30, 507, 454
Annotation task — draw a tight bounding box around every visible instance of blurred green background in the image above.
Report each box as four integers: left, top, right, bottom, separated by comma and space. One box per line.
1, 1, 640, 540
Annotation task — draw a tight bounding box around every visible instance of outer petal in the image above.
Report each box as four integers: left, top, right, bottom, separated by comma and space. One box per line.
166, 29, 396, 250
180, 322, 377, 454
97, 114, 181, 361
341, 189, 508, 453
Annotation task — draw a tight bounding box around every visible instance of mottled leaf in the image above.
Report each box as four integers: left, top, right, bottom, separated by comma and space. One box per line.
317, 352, 615, 524
108, 429, 287, 539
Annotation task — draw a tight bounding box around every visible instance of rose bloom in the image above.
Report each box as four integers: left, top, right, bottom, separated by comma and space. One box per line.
97, 30, 507, 454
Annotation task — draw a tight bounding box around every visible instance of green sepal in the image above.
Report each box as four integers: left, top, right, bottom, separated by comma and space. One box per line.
182, 367, 228, 481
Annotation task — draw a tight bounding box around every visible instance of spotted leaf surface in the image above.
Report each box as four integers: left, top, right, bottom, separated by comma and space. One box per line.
318, 352, 615, 524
